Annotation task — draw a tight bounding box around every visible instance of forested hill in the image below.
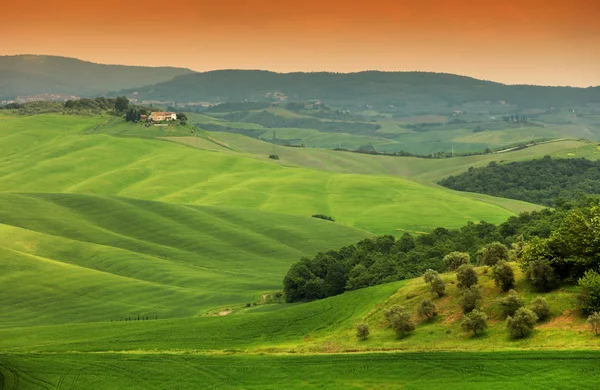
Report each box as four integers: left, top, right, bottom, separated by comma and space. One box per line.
121, 70, 600, 108
439, 156, 600, 206
0, 55, 194, 100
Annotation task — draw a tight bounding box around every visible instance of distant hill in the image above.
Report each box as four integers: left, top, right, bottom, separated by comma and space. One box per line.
0, 55, 194, 100
121, 70, 600, 109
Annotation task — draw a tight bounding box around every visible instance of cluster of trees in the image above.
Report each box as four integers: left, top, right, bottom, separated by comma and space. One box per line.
439, 156, 600, 206
283, 200, 582, 303
1, 97, 131, 116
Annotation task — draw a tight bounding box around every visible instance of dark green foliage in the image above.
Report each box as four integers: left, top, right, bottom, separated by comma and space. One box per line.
457, 264, 478, 289
384, 305, 415, 338
115, 96, 129, 113
506, 308, 538, 339
461, 309, 488, 336
176, 113, 188, 121
356, 323, 370, 340
418, 299, 436, 319
529, 297, 550, 321
587, 312, 600, 335
578, 271, 600, 314
525, 258, 558, 291
268, 155, 280, 160
443, 251, 470, 271
439, 157, 600, 207
312, 214, 335, 222
477, 242, 510, 266
284, 204, 574, 302
492, 261, 515, 291
460, 286, 482, 314
498, 290, 524, 317
430, 276, 446, 297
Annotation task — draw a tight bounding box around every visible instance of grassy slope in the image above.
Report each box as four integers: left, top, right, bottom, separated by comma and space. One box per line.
0, 114, 533, 235
0, 193, 369, 327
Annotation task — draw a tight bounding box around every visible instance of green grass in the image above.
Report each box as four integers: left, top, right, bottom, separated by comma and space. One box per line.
0, 193, 369, 327
0, 114, 533, 235
3, 351, 600, 389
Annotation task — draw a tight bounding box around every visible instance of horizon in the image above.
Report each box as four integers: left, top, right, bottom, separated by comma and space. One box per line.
2, 0, 599, 88
4, 53, 599, 89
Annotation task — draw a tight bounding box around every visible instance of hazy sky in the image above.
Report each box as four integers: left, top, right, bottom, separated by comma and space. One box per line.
2, 0, 599, 86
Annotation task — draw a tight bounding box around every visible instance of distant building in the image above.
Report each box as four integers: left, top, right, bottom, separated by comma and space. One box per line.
148, 112, 177, 121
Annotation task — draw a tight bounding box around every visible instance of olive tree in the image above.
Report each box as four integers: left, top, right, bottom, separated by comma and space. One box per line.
529, 297, 550, 321
492, 261, 515, 291
384, 305, 415, 338
423, 269, 439, 284
587, 312, 600, 336
460, 285, 482, 314
461, 309, 488, 336
506, 308, 538, 338
457, 264, 478, 289
498, 289, 523, 317
418, 298, 436, 319
356, 323, 370, 340
477, 242, 510, 266
430, 275, 446, 297
443, 252, 470, 271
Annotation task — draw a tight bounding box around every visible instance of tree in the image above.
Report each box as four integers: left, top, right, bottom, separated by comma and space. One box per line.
177, 112, 188, 121
384, 305, 415, 338
578, 270, 600, 314
498, 289, 523, 317
529, 297, 550, 321
423, 269, 439, 284
430, 276, 446, 297
506, 308, 538, 338
492, 261, 515, 291
460, 285, 482, 313
395, 233, 415, 253
443, 252, 470, 271
456, 264, 478, 289
526, 260, 558, 292
418, 298, 436, 319
461, 309, 488, 336
477, 242, 510, 266
587, 312, 600, 336
356, 323, 370, 340
115, 96, 129, 113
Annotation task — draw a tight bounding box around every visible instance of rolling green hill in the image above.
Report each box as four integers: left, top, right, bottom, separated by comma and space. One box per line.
0, 113, 536, 235
0, 55, 193, 100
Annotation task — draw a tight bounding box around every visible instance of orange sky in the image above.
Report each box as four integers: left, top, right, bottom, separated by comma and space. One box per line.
2, 0, 599, 86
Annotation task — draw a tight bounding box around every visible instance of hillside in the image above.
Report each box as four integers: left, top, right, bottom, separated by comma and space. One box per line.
0, 113, 537, 235
122, 70, 600, 109
0, 192, 370, 327
0, 55, 194, 100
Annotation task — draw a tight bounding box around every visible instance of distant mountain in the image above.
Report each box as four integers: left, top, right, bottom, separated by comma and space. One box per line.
122, 70, 600, 110
0, 55, 194, 100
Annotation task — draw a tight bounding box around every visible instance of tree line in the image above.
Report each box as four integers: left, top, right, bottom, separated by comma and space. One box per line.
439, 156, 600, 206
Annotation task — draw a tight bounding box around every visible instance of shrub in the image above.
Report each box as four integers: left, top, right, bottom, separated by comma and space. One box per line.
529, 297, 550, 321
460, 286, 482, 314
443, 252, 470, 271
498, 289, 523, 317
492, 261, 515, 291
506, 308, 538, 338
418, 298, 436, 319
311, 214, 335, 222
526, 260, 558, 291
461, 309, 488, 336
423, 269, 439, 284
269, 154, 280, 160
578, 270, 600, 314
384, 305, 415, 338
477, 242, 510, 266
430, 276, 446, 297
356, 323, 370, 340
587, 312, 600, 336
457, 264, 478, 289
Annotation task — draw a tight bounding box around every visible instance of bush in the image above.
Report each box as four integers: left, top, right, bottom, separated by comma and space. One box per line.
456, 264, 478, 289
461, 309, 488, 336
311, 214, 335, 222
269, 154, 280, 160
460, 285, 482, 313
498, 289, 523, 317
526, 260, 558, 291
356, 323, 370, 340
529, 297, 550, 321
443, 252, 471, 271
418, 299, 436, 319
477, 242, 510, 266
492, 261, 515, 291
423, 269, 439, 284
578, 270, 600, 314
587, 312, 600, 336
506, 308, 538, 338
384, 305, 415, 338
430, 276, 446, 297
